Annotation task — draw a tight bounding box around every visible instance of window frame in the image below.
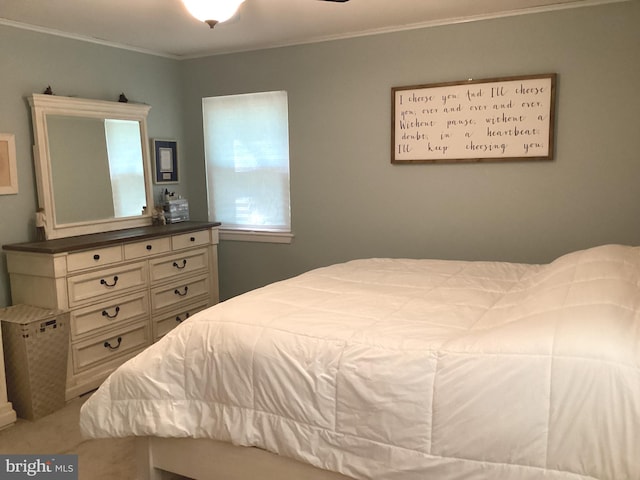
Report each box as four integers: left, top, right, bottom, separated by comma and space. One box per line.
202, 90, 293, 243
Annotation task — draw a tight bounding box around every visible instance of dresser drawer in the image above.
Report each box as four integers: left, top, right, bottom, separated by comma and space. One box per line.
171, 230, 210, 251
153, 300, 209, 340
67, 246, 123, 272
67, 261, 147, 307
71, 320, 150, 373
70, 291, 150, 340
124, 237, 171, 260
150, 274, 210, 312
149, 248, 209, 284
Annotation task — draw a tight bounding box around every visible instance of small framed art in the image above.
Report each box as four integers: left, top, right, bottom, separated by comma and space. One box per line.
0, 133, 18, 195
153, 139, 178, 184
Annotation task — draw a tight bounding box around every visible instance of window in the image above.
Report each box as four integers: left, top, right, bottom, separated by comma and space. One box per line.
203, 91, 291, 242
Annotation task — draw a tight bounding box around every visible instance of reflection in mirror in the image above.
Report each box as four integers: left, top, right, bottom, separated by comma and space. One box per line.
47, 116, 146, 224
105, 120, 147, 218
28, 94, 154, 239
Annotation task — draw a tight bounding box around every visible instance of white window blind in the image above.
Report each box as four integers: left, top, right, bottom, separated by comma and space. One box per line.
203, 91, 291, 233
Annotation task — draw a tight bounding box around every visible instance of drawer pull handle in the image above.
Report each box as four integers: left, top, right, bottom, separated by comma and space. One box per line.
176, 312, 191, 323
190, 236, 196, 242
146, 245, 153, 251
100, 276, 119, 287
101, 306, 120, 319
104, 336, 122, 350
174, 286, 189, 297
173, 259, 187, 269
93, 254, 100, 261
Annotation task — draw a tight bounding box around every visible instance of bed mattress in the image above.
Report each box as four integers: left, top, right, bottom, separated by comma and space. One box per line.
80, 244, 640, 479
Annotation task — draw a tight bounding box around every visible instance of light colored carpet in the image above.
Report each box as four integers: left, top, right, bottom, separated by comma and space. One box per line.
0, 394, 139, 479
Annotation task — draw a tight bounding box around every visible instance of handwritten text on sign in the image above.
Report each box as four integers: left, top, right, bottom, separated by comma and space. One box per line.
392, 74, 556, 163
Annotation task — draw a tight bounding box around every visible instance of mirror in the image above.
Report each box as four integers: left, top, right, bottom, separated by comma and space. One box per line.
29, 94, 154, 239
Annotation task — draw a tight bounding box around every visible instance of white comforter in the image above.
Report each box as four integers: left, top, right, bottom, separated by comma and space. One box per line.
80, 244, 640, 480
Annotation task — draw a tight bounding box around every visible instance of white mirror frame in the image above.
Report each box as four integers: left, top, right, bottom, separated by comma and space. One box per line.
29, 94, 154, 239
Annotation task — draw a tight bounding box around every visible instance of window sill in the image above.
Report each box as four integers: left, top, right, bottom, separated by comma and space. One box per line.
219, 229, 294, 244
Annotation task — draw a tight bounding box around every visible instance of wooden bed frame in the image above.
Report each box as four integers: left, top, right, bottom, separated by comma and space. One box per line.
136, 437, 354, 480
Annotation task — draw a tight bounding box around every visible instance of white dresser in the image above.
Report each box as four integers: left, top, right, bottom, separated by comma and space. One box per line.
3, 221, 220, 399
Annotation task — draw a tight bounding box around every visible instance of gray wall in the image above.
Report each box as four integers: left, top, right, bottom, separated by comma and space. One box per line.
0, 27, 183, 307
0, 1, 638, 306
47, 116, 114, 223
181, 1, 640, 299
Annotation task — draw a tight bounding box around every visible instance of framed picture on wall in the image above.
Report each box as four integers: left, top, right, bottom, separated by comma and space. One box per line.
0, 133, 18, 195
391, 73, 556, 163
153, 139, 178, 184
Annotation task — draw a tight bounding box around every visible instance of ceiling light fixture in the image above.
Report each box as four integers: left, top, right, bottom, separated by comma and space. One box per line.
181, 0, 246, 29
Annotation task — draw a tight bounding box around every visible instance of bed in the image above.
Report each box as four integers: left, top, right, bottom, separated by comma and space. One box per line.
80, 244, 640, 480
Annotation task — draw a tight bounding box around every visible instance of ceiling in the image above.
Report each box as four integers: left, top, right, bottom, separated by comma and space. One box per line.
0, 0, 620, 59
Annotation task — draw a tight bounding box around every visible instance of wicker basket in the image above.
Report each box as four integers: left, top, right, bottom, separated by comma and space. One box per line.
0, 305, 69, 420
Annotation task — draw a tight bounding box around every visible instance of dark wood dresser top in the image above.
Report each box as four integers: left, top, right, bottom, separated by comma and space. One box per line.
3, 221, 221, 254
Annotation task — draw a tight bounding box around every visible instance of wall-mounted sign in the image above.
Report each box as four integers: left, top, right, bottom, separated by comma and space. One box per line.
392, 73, 556, 164
0, 133, 18, 194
